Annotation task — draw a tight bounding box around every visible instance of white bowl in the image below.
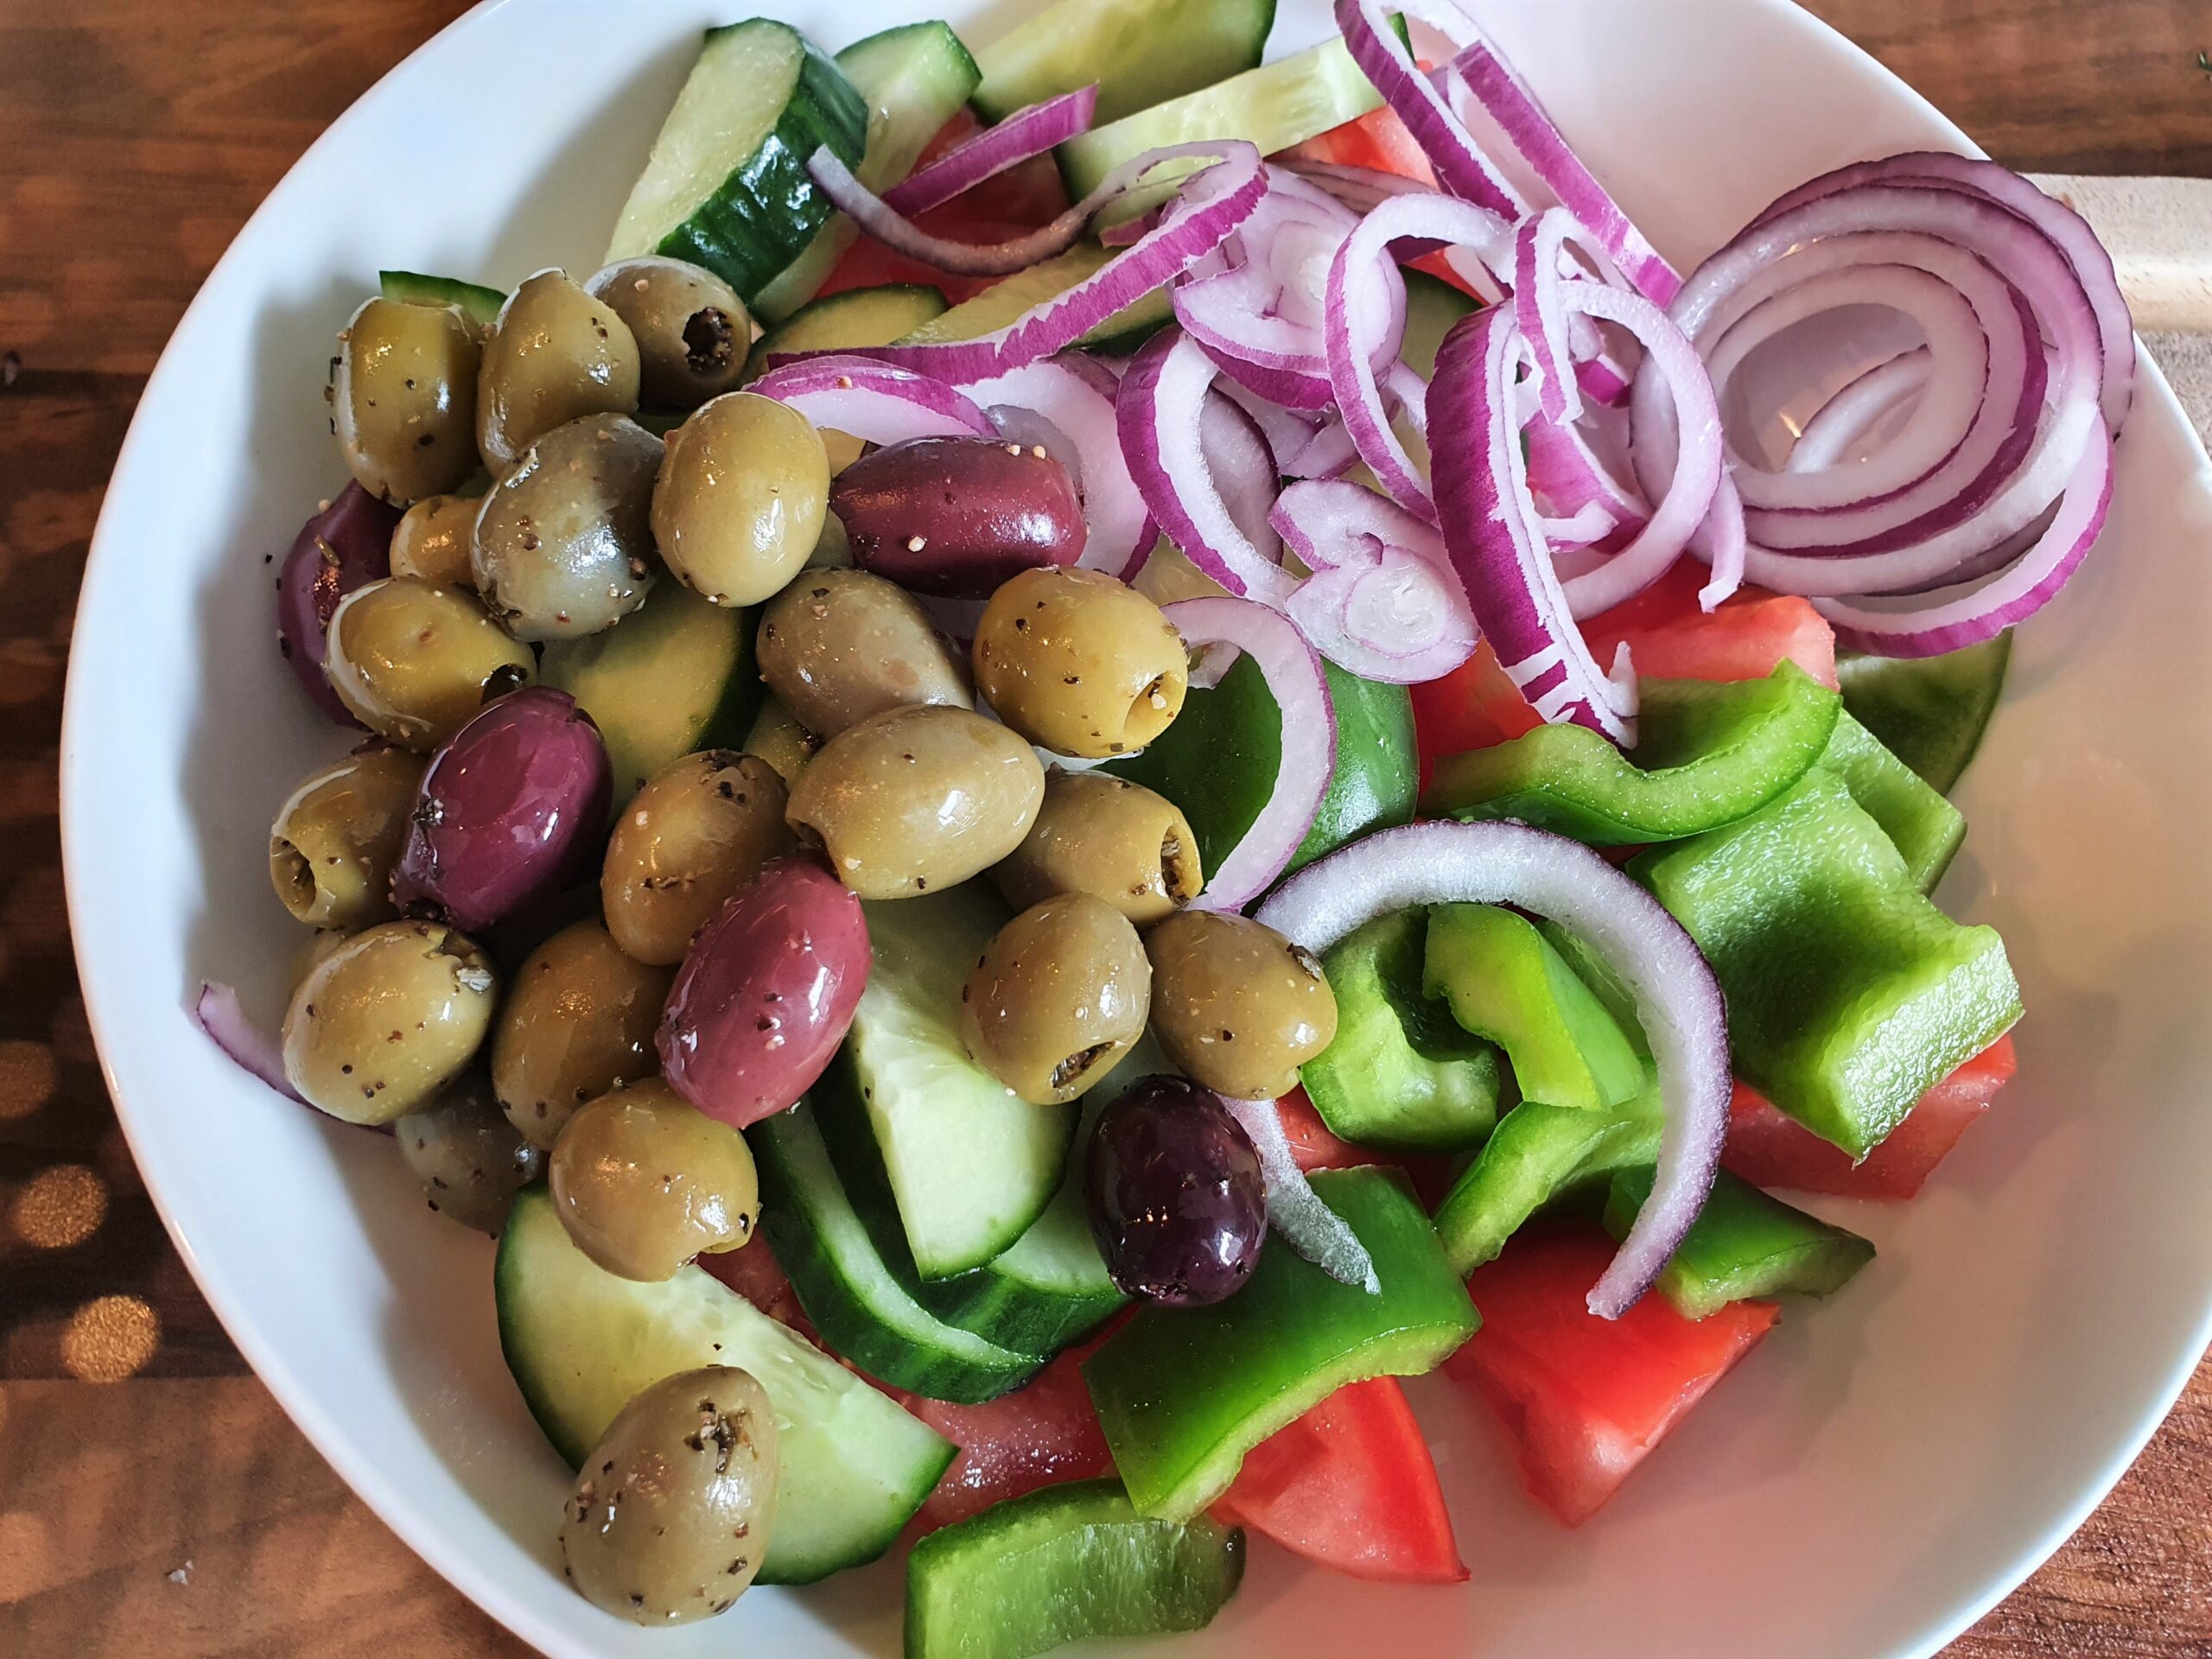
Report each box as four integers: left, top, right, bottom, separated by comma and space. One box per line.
62, 0, 2212, 1654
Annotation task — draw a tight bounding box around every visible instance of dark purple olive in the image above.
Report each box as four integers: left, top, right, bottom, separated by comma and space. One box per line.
391, 687, 613, 933
275, 481, 401, 722
832, 435, 1086, 598
1084, 1076, 1267, 1307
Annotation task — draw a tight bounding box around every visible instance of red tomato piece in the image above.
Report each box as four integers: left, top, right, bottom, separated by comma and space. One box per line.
903, 1338, 1116, 1532
1275, 1084, 1372, 1173
1722, 1033, 2018, 1200
1580, 559, 1840, 690
1410, 639, 1546, 783
698, 1236, 814, 1340
1276, 103, 1437, 186
1447, 1226, 1777, 1526
1212, 1376, 1467, 1583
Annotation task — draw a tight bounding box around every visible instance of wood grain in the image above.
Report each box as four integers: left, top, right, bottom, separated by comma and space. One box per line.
1, 1, 2209, 1655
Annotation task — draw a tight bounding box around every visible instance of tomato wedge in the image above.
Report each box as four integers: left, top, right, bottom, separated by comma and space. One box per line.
1275, 1084, 1373, 1173
1213, 1376, 1466, 1583
1580, 559, 1840, 690
699, 1235, 812, 1338
1276, 103, 1437, 185
1410, 639, 1547, 785
903, 1337, 1117, 1532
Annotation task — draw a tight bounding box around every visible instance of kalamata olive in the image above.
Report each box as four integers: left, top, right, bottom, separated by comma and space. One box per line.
1084, 1076, 1266, 1306
325, 576, 536, 751
389, 493, 480, 589
549, 1079, 760, 1280
478, 270, 642, 474
586, 257, 752, 411
391, 687, 613, 932
560, 1365, 779, 1624
275, 483, 401, 724
991, 770, 1203, 925
1146, 910, 1339, 1100
741, 696, 823, 787
785, 705, 1045, 900
472, 412, 664, 640
755, 569, 971, 738
972, 566, 1188, 758
658, 856, 868, 1128
832, 435, 1085, 599
282, 919, 499, 1124
491, 919, 672, 1149
652, 393, 829, 607
394, 1070, 544, 1233
961, 893, 1150, 1104
268, 742, 427, 929
332, 295, 483, 505
602, 751, 793, 967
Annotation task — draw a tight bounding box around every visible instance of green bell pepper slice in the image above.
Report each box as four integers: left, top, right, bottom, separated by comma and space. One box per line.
1083, 1166, 1478, 1521
1424, 904, 1645, 1113
1604, 1166, 1874, 1319
1299, 908, 1503, 1153
1821, 709, 1966, 892
1632, 767, 2020, 1158
1836, 632, 2012, 794
1420, 662, 1840, 845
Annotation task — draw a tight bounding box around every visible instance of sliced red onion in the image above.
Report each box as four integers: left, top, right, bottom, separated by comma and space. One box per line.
1695, 469, 1748, 612
1541, 501, 1617, 548
1275, 480, 1477, 683
1515, 209, 1591, 426
1219, 1094, 1378, 1293
1789, 348, 1934, 474
194, 980, 302, 1103
883, 86, 1099, 218
1287, 417, 1359, 481
1278, 158, 1428, 215
1160, 595, 1334, 907
1335, 0, 1522, 217
1255, 819, 1729, 1319
1220, 380, 1329, 474
969, 353, 1154, 579
1524, 404, 1649, 532
810, 144, 1103, 277
747, 354, 995, 443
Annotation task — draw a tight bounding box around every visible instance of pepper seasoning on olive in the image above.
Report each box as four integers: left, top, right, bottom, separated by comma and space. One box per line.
492, 920, 674, 1150
471, 412, 664, 640
971, 566, 1188, 758
324, 575, 535, 751
478, 270, 642, 474
585, 257, 753, 411
1145, 909, 1339, 1100
602, 751, 793, 966
755, 569, 971, 738
962, 893, 1152, 1104
549, 1079, 761, 1281
393, 1071, 544, 1234
652, 392, 829, 608
268, 742, 427, 929
389, 493, 480, 590
991, 770, 1203, 925
332, 296, 483, 505
282, 920, 499, 1125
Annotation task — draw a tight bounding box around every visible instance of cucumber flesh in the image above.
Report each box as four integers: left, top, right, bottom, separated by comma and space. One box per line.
747, 283, 950, 381
1835, 633, 2012, 795
378, 270, 504, 328
494, 1187, 952, 1584
893, 241, 1174, 354
1400, 267, 1480, 378
974, 0, 1275, 126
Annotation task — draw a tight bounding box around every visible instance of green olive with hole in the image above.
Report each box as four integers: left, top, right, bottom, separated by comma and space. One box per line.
991, 770, 1203, 925
786, 704, 1045, 900
471, 413, 664, 640
390, 493, 480, 589
492, 919, 673, 1150
268, 743, 427, 929
961, 893, 1151, 1104
1145, 908, 1338, 1100
560, 1364, 779, 1625
602, 751, 794, 967
652, 392, 829, 607
282, 920, 499, 1124
756, 569, 971, 738
394, 1070, 544, 1233
971, 566, 1188, 758
332, 296, 482, 505
549, 1079, 760, 1281
586, 257, 752, 412
477, 270, 641, 474
325, 575, 535, 751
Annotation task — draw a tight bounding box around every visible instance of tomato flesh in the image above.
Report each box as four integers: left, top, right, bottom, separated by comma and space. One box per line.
903, 1338, 1116, 1532
1581, 560, 1840, 690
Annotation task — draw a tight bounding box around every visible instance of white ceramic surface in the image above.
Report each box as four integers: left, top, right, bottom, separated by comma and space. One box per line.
61, 1, 2212, 1655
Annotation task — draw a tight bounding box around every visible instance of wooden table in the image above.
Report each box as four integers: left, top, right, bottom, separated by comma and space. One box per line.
3, 2, 2209, 1652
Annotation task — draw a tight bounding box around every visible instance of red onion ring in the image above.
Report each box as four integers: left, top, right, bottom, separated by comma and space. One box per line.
1218, 1094, 1379, 1291
883, 86, 1099, 218
810, 144, 1104, 277
1789, 348, 1934, 474
969, 353, 1155, 580
194, 981, 303, 1103
1334, 0, 1522, 217
747, 354, 995, 443
1274, 479, 1478, 683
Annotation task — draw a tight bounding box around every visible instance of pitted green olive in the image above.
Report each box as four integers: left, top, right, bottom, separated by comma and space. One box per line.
961, 893, 1151, 1103
971, 566, 1188, 758
268, 743, 427, 928
652, 393, 829, 607
586, 257, 752, 411
390, 493, 480, 589
601, 751, 793, 967
394, 1071, 544, 1233
991, 769, 1203, 925
282, 920, 498, 1124
756, 569, 971, 737
471, 413, 664, 640
332, 296, 482, 505
549, 1079, 760, 1281
478, 270, 641, 474
1146, 909, 1338, 1100
325, 576, 535, 751
492, 920, 672, 1149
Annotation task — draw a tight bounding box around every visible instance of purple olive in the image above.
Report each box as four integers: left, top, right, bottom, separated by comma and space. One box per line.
391, 687, 613, 933
832, 435, 1085, 598
1084, 1076, 1267, 1306
658, 855, 869, 1130
275, 481, 401, 722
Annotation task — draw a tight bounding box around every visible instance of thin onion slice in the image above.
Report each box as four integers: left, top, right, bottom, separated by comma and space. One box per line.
883, 86, 1099, 217
1789, 348, 1935, 474
1335, 0, 1522, 217
747, 354, 995, 443
1219, 1095, 1379, 1293
194, 981, 303, 1103
1274, 480, 1477, 683
969, 353, 1154, 579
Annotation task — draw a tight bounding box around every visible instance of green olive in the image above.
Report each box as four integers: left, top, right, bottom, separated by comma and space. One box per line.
1145, 909, 1338, 1100
561, 1364, 779, 1624
652, 392, 829, 607
602, 751, 794, 967
548, 1079, 760, 1281
390, 493, 480, 589
471, 413, 664, 640
393, 1070, 544, 1233
991, 770, 1203, 925
325, 576, 535, 751
740, 696, 822, 788
586, 257, 753, 411
756, 569, 971, 738
961, 893, 1150, 1103
477, 270, 641, 474
786, 705, 1045, 900
332, 296, 482, 505
282, 920, 498, 1124
971, 566, 1188, 758
492, 919, 673, 1149
268, 743, 427, 929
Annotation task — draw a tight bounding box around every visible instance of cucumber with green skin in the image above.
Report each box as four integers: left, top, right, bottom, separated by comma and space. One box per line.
893, 241, 1176, 356
746, 283, 949, 381
974, 0, 1275, 126
378, 270, 504, 327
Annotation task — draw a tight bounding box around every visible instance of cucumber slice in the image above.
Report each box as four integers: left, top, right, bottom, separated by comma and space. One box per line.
378, 270, 504, 328
747, 283, 950, 381
755, 1105, 1046, 1402
1835, 632, 2012, 794
893, 241, 1174, 354
752, 22, 984, 324
1400, 267, 1481, 378
607, 20, 869, 303
538, 578, 762, 801
849, 887, 1079, 1278
494, 1186, 952, 1584
974, 0, 1275, 127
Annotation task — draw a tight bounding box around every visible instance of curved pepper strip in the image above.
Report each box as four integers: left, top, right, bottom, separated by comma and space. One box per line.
1602, 1166, 1874, 1319
1820, 709, 1965, 893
